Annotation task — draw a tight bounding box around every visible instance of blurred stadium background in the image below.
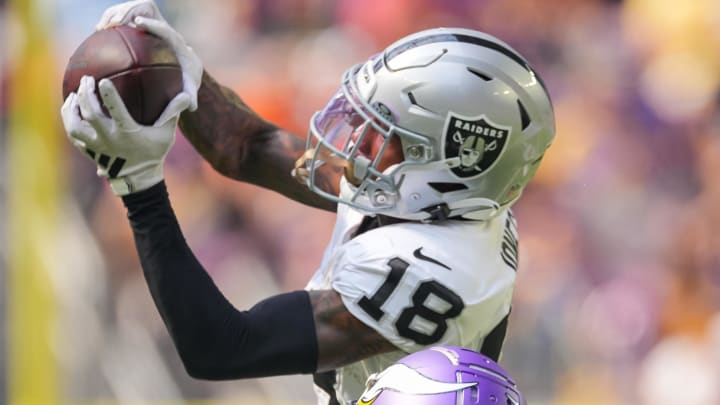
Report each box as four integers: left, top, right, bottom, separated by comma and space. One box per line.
2, 0, 720, 404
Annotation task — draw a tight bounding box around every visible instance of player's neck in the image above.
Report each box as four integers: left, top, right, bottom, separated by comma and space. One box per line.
376, 214, 411, 227
352, 215, 411, 238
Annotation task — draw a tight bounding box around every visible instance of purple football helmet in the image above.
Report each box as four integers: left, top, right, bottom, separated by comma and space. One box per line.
357, 346, 524, 405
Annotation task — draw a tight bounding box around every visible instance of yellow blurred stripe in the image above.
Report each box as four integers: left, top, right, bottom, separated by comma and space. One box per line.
7, 0, 61, 404
79, 402, 313, 405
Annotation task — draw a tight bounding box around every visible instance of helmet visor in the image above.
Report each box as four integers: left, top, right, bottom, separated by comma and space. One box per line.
311, 88, 395, 164
306, 72, 403, 190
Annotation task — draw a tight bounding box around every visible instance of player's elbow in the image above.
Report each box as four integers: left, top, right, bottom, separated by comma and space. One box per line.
209, 127, 277, 183
210, 146, 254, 183
182, 360, 226, 381
182, 361, 216, 380
173, 329, 257, 380
179, 351, 241, 381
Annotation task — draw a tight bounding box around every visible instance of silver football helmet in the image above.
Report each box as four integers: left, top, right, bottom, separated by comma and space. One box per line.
303, 27, 555, 221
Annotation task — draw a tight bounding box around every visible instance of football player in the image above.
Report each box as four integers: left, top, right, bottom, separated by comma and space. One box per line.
357, 345, 525, 405
61, 1, 555, 403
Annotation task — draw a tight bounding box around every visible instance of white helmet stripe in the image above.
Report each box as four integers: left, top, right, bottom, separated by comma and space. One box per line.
359, 363, 476, 402
384, 32, 551, 98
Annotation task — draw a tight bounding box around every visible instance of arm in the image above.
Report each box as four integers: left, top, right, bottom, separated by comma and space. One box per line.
178, 71, 338, 212
122, 182, 394, 379
310, 288, 398, 372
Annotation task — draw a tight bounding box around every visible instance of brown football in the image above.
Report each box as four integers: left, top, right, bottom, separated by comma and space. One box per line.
62, 25, 183, 125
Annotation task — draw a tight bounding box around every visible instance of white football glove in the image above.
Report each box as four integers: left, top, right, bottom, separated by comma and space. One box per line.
61, 75, 190, 195
96, 0, 203, 111
96, 0, 163, 29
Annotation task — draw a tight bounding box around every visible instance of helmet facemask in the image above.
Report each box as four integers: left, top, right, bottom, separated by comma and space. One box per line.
299, 62, 432, 215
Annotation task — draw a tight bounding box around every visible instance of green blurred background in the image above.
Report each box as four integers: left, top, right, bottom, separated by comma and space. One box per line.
2, 0, 720, 404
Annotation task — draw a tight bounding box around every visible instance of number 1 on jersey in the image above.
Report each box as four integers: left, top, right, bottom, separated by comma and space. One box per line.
358, 257, 465, 345
358, 257, 409, 321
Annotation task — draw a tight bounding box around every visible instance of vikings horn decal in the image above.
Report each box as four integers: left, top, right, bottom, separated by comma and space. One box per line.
357, 363, 476, 405
443, 113, 511, 178
430, 346, 461, 365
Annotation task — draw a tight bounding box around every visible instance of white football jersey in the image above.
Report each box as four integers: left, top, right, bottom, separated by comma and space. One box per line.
306, 203, 519, 405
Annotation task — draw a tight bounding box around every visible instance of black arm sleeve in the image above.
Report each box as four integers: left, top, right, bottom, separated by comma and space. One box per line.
121, 181, 318, 379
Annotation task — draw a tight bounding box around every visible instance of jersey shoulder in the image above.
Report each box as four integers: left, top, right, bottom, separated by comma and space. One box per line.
329, 210, 518, 351
337, 208, 517, 277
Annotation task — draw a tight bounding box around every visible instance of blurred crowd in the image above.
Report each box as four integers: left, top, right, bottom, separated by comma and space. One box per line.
3, 0, 720, 404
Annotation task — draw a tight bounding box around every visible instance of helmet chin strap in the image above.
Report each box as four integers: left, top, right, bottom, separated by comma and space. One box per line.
421, 197, 502, 222
456, 193, 521, 220
450, 198, 502, 220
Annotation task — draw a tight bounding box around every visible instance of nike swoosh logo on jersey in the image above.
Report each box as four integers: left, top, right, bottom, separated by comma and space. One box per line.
413, 247, 451, 270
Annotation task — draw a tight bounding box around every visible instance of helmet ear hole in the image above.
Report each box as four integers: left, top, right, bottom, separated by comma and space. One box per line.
428, 182, 468, 193
517, 100, 531, 130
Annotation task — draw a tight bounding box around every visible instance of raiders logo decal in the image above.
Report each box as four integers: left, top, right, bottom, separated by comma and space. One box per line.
443, 113, 511, 178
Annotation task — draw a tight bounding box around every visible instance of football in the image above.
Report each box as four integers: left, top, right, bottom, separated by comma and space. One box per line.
62, 25, 183, 125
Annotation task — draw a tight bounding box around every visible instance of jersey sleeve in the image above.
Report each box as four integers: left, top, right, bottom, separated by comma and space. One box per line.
122, 182, 319, 379
329, 228, 514, 354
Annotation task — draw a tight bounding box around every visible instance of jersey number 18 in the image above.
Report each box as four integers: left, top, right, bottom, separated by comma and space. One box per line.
358, 257, 465, 345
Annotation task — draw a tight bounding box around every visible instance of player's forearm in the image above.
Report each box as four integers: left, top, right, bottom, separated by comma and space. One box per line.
178, 71, 336, 211
122, 182, 318, 379
178, 71, 271, 179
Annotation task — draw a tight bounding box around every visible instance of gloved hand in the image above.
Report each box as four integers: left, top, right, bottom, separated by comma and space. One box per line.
61, 75, 190, 195
96, 0, 203, 111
